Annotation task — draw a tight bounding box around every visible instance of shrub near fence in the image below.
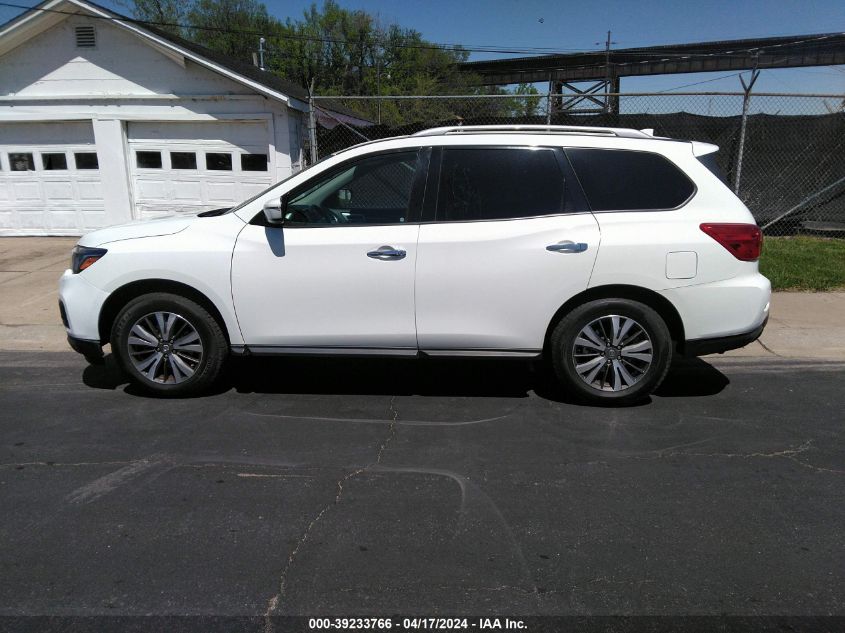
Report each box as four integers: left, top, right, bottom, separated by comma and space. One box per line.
311, 93, 845, 236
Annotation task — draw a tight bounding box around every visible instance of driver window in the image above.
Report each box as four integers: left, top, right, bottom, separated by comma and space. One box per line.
285, 151, 419, 226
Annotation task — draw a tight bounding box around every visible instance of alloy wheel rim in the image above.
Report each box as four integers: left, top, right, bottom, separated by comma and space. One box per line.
571, 314, 653, 392
127, 312, 203, 384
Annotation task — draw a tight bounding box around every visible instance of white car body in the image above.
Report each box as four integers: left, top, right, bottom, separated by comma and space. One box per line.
59, 125, 770, 399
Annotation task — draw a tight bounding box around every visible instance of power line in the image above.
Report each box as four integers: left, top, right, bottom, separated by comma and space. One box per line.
656, 71, 747, 93
0, 2, 621, 55
1, 1, 842, 61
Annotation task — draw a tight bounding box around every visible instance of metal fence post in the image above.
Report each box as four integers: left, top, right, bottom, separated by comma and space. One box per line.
733, 68, 759, 194
308, 81, 318, 164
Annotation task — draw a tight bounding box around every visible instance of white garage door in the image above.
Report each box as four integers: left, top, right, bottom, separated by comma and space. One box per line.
128, 121, 275, 219
0, 121, 106, 235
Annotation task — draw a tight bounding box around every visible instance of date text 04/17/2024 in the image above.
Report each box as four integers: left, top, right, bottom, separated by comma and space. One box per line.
308, 618, 527, 630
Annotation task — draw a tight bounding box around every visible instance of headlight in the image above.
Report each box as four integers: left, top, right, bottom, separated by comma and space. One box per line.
71, 246, 108, 274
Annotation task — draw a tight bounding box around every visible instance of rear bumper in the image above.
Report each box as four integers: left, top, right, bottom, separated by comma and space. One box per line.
684, 315, 768, 357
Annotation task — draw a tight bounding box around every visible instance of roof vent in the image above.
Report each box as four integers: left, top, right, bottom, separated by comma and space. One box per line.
75, 25, 96, 48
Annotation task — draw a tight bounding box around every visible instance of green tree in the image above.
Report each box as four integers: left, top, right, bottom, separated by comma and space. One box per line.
126, 0, 491, 124
512, 83, 542, 117
122, 0, 188, 36
186, 0, 274, 61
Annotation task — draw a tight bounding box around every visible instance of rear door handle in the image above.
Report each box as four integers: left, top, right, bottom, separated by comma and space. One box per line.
546, 241, 588, 253
367, 246, 407, 260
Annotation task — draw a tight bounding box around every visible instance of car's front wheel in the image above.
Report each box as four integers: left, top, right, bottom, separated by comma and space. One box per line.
549, 298, 673, 405
111, 292, 227, 396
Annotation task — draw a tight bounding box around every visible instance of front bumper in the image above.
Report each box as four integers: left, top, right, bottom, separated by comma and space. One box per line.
684, 315, 768, 356
67, 334, 104, 364
58, 269, 110, 347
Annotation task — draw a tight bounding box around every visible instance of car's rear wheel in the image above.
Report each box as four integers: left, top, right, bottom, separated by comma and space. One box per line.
111, 292, 227, 396
549, 298, 673, 405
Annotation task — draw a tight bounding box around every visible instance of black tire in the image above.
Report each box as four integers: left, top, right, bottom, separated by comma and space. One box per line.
111, 292, 228, 396
549, 298, 673, 405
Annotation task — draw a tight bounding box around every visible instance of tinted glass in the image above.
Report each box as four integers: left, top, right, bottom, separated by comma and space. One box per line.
42, 153, 68, 170
697, 153, 728, 185
74, 152, 99, 169
436, 148, 566, 222
566, 148, 695, 211
170, 152, 197, 169
241, 153, 268, 171
9, 153, 35, 171
136, 151, 162, 169
206, 153, 232, 171
286, 151, 419, 225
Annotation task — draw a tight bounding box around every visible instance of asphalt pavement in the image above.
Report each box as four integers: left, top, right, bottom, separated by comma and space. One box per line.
1, 351, 843, 624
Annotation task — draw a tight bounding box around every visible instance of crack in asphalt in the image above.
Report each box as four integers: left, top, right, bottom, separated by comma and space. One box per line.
264, 396, 400, 630
756, 338, 783, 357
627, 439, 842, 474
0, 460, 132, 469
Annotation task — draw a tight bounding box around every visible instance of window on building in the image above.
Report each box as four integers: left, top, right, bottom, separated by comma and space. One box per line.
136, 151, 162, 169
241, 153, 269, 171
565, 148, 696, 211
206, 153, 233, 171
9, 153, 35, 172
436, 148, 568, 222
74, 152, 99, 169
170, 152, 197, 170
42, 153, 68, 170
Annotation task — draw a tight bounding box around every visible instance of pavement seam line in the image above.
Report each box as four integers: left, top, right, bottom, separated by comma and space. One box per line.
264, 396, 400, 630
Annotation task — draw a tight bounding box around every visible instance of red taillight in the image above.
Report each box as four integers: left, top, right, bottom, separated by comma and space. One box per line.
700, 223, 763, 261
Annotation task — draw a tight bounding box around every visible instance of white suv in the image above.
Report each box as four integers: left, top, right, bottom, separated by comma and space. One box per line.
59, 125, 770, 404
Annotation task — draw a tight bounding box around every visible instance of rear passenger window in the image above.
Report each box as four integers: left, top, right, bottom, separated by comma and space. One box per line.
566, 148, 695, 211
436, 148, 569, 222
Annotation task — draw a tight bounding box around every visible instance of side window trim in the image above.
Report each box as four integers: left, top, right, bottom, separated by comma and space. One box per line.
554, 147, 590, 214
252, 147, 430, 227
420, 146, 442, 223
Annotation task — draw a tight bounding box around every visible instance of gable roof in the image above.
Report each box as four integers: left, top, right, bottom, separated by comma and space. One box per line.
0, 0, 370, 123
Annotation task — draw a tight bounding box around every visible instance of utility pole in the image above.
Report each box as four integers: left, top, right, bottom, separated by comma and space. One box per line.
258, 37, 266, 71
601, 30, 618, 113
307, 77, 318, 164
376, 54, 381, 125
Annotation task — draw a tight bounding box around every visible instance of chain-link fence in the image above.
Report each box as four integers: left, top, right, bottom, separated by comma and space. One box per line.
310, 93, 845, 236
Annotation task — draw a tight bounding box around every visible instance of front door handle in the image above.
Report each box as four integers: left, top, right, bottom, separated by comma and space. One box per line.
367, 246, 407, 260
547, 241, 588, 253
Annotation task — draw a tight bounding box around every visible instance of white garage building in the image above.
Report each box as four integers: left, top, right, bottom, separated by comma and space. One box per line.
0, 0, 359, 235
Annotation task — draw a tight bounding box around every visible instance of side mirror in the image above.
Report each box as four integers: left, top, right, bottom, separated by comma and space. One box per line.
263, 196, 285, 225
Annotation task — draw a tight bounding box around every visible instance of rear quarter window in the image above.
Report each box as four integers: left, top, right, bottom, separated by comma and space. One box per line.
566, 148, 695, 211
696, 152, 728, 185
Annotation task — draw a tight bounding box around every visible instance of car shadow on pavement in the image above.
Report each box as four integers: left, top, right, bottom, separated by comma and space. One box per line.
82, 353, 729, 404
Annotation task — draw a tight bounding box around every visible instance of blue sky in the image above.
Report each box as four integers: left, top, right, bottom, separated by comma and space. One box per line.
2, 0, 844, 93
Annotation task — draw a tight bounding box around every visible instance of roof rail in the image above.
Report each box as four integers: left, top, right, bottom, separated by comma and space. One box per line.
411, 124, 655, 139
